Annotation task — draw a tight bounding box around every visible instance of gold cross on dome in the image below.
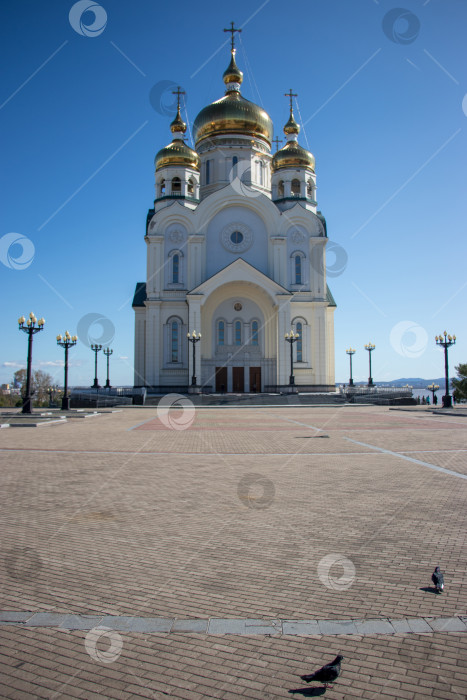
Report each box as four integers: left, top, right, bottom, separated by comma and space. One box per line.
172, 86, 185, 109
224, 21, 242, 51
284, 88, 298, 111
272, 136, 283, 152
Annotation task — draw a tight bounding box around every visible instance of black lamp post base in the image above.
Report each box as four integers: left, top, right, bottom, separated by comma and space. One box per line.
91, 382, 100, 389
368, 379, 374, 387
105, 381, 111, 389
61, 396, 70, 411
349, 379, 354, 386
21, 398, 32, 414
442, 395, 452, 408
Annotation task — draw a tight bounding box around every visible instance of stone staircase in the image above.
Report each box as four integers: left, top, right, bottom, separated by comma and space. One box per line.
144, 392, 347, 407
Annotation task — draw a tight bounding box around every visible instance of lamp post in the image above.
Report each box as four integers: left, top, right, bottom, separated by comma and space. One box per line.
435, 331, 456, 408
18, 312, 45, 414
427, 382, 439, 406
47, 386, 54, 407
285, 330, 300, 388
346, 347, 356, 386
91, 344, 102, 389
187, 331, 201, 387
57, 331, 77, 410
364, 342, 375, 387
103, 348, 113, 389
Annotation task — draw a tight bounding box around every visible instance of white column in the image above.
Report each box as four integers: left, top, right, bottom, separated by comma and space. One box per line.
144, 302, 161, 387
147, 235, 164, 295
133, 311, 146, 386
313, 303, 327, 385
276, 298, 291, 386
311, 238, 326, 299
271, 237, 287, 287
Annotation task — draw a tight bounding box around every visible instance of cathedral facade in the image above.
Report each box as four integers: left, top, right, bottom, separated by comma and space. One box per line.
133, 43, 336, 393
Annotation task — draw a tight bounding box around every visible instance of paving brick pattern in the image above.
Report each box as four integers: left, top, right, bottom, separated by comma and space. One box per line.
0, 405, 466, 698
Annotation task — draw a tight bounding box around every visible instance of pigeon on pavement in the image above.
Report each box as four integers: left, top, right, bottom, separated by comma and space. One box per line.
432, 566, 444, 593
300, 654, 343, 688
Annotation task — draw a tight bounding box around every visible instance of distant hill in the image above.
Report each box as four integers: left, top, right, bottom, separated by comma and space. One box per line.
336, 378, 447, 388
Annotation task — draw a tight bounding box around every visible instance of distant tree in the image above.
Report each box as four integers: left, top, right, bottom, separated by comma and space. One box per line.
13, 369, 54, 405
451, 363, 467, 403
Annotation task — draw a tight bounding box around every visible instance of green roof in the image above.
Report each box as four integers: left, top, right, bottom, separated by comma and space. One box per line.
326, 284, 337, 307
132, 282, 146, 307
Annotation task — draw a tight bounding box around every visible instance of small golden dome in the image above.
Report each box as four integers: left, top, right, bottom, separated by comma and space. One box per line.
170, 105, 187, 135
283, 111, 300, 136
271, 106, 315, 172
223, 50, 243, 86
193, 49, 273, 146
155, 140, 200, 171
271, 141, 315, 172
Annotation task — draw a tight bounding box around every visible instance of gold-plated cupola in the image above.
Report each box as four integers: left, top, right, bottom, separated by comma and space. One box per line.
155, 88, 200, 172
192, 23, 273, 147
271, 89, 315, 173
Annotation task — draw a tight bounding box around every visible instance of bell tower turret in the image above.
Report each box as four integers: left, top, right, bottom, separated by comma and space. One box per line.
271, 89, 317, 212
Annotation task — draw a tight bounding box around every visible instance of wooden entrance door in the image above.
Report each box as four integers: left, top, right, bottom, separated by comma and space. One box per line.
215, 367, 227, 393
232, 367, 244, 393
249, 367, 261, 392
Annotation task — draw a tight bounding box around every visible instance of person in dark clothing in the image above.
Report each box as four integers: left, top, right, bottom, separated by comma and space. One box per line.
432, 566, 444, 593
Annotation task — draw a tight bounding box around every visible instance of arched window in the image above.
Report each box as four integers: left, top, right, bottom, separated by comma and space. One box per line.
160, 179, 165, 195
291, 179, 300, 195
278, 180, 284, 197
172, 177, 181, 193
172, 254, 179, 283
206, 160, 210, 184
291, 251, 306, 287
171, 321, 179, 362
295, 255, 302, 285
218, 320, 225, 346
234, 320, 242, 346
187, 178, 194, 195
307, 179, 314, 198
251, 320, 259, 345
296, 322, 303, 362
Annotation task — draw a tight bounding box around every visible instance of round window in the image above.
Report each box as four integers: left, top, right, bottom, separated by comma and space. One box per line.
230, 231, 244, 245
234, 302, 242, 311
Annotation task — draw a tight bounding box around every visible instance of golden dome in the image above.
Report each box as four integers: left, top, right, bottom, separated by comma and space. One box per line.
193, 50, 273, 146
271, 141, 315, 172
284, 111, 300, 136
155, 140, 200, 171
223, 50, 243, 85
271, 107, 315, 172
155, 100, 200, 171
170, 105, 187, 134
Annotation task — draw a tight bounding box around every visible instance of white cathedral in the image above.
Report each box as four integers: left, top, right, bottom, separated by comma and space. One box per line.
133, 38, 336, 393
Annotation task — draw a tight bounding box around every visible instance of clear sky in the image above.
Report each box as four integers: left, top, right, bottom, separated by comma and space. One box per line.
1, 0, 466, 387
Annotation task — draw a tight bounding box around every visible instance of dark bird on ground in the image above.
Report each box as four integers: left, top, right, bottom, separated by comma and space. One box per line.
300, 655, 343, 688
432, 566, 445, 593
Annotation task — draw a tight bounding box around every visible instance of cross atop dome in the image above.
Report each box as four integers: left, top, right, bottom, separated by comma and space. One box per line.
284, 89, 298, 111
283, 88, 300, 137
170, 86, 187, 137
223, 21, 242, 52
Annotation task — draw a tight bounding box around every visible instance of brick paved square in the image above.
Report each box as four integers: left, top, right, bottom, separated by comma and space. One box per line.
0, 405, 466, 698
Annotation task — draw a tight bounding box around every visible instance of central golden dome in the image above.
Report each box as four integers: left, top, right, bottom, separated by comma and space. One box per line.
193, 50, 273, 146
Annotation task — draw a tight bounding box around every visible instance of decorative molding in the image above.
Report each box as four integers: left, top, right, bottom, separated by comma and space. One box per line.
291, 230, 306, 244
220, 222, 253, 253
168, 229, 185, 244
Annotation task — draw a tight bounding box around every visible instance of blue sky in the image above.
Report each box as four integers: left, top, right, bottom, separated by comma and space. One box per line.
1, 0, 466, 387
